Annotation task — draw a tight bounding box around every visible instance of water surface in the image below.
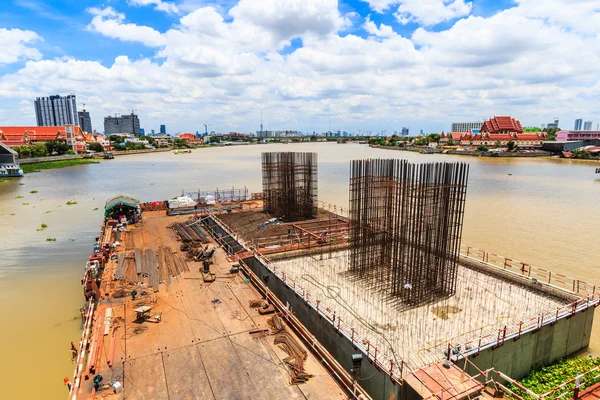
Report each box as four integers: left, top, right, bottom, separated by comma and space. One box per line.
1, 143, 598, 399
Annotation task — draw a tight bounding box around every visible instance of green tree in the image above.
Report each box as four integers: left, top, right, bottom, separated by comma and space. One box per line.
174, 138, 190, 148
14, 145, 31, 158
45, 141, 70, 155
427, 133, 440, 143
572, 148, 591, 158
477, 145, 489, 152
109, 135, 125, 144
506, 141, 516, 151
447, 137, 455, 146
87, 142, 104, 152
209, 136, 219, 143
415, 137, 429, 146
31, 142, 48, 157
125, 142, 146, 150
542, 127, 560, 141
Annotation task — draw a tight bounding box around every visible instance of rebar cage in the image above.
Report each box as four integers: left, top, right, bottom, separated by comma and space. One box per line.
349, 159, 469, 306
262, 152, 318, 222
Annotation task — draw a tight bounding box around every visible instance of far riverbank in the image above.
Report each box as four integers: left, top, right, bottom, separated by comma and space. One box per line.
370, 144, 551, 157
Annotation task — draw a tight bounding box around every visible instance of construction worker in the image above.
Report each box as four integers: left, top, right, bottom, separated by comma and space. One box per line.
70, 342, 78, 360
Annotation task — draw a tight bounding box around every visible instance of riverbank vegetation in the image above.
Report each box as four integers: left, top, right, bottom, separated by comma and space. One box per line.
509, 356, 600, 399
22, 159, 99, 174
14, 141, 74, 158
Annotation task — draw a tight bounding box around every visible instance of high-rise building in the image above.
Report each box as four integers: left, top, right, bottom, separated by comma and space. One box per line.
546, 119, 559, 129
160, 125, 166, 135
401, 127, 409, 136
583, 121, 593, 130
140, 128, 145, 135
574, 119, 583, 130
103, 112, 141, 136
451, 121, 483, 133
34, 94, 78, 127
78, 107, 93, 133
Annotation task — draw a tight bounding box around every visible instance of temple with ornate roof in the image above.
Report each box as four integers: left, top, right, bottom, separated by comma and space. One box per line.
440, 116, 546, 148
0, 125, 107, 153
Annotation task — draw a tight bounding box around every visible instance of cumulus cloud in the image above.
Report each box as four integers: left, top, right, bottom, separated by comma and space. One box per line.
0, 0, 599, 132
361, 0, 400, 13
0, 28, 42, 65
229, 0, 348, 45
395, 0, 472, 26
87, 7, 166, 47
363, 15, 397, 38
128, 0, 179, 14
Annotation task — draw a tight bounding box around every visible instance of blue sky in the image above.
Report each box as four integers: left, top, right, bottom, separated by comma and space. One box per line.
0, 0, 599, 134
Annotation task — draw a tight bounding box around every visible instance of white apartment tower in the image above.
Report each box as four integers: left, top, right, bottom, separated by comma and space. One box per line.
451, 121, 483, 132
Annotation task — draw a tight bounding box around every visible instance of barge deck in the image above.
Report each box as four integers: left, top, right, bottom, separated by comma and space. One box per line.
69, 210, 351, 399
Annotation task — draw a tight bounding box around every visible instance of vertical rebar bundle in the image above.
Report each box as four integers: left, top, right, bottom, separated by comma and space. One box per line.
262, 152, 318, 222
349, 159, 469, 306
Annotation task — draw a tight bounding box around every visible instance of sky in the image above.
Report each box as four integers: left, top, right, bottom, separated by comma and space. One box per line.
0, 0, 599, 135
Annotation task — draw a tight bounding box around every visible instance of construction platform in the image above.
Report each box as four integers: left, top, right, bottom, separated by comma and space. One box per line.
271, 250, 572, 369
69, 211, 349, 400
211, 205, 598, 400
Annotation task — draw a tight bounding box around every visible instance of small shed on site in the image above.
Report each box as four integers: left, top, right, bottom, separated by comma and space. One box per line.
104, 194, 140, 221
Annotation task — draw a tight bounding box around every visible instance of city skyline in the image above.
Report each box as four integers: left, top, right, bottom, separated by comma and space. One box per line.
0, 1, 599, 133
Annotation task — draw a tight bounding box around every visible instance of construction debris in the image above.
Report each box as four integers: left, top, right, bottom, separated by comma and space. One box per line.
249, 299, 265, 308
267, 315, 313, 384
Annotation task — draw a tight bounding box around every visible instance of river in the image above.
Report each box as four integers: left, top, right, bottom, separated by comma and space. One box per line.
1, 142, 599, 399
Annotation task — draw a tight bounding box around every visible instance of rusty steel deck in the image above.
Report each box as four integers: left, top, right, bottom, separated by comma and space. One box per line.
70, 210, 348, 400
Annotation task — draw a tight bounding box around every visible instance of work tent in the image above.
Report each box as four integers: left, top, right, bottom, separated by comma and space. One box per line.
104, 193, 140, 219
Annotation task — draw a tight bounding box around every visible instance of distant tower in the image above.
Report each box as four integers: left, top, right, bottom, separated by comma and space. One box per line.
78, 102, 93, 133
583, 121, 593, 130
35, 94, 79, 126
574, 119, 582, 131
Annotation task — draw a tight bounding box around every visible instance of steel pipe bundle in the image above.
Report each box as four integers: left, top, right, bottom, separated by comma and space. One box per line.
349, 159, 469, 306
262, 152, 318, 222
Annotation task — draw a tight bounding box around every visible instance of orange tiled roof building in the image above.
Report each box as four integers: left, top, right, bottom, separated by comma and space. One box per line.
441, 116, 546, 148
0, 125, 83, 148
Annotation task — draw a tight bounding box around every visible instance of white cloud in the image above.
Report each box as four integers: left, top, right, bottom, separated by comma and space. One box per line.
87, 7, 166, 47
510, 0, 600, 35
395, 0, 472, 26
361, 0, 400, 13
0, 28, 42, 65
128, 0, 179, 14
363, 15, 397, 38
229, 0, 348, 45
0, 0, 599, 133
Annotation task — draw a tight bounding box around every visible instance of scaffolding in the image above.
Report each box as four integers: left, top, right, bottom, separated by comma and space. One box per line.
349, 159, 469, 306
262, 152, 318, 222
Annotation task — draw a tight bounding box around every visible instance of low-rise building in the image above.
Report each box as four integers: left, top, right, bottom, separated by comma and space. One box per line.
0, 125, 84, 147
556, 130, 600, 141
451, 121, 483, 133
441, 116, 546, 148
178, 133, 203, 145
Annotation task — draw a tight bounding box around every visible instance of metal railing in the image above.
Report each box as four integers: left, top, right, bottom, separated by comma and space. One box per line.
460, 244, 597, 297
208, 213, 409, 383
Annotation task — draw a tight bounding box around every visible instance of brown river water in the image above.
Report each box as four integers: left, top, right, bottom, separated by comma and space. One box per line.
1, 143, 599, 399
